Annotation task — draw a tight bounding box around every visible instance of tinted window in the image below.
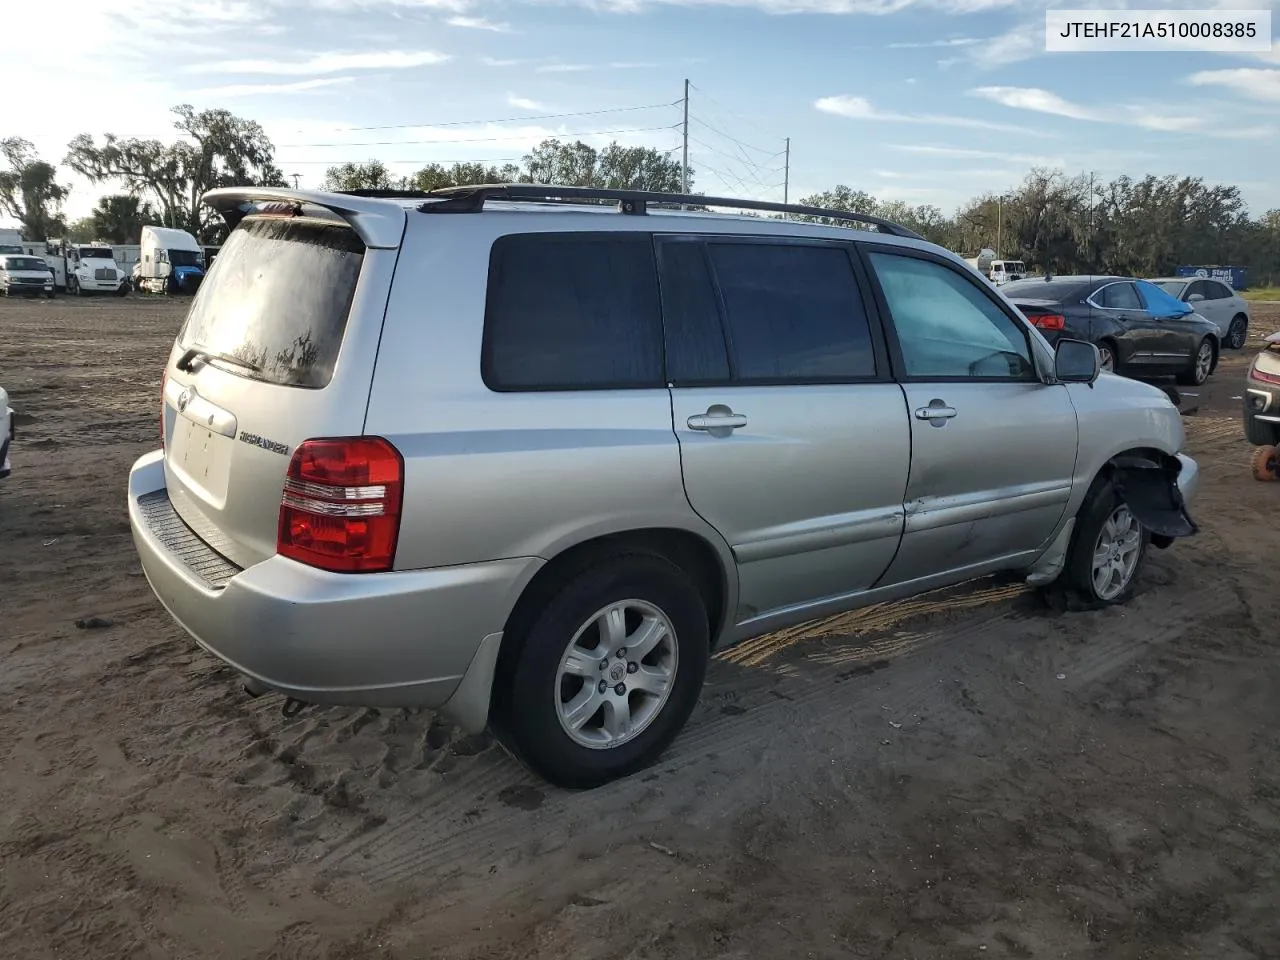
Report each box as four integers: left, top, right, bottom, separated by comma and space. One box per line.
868, 251, 1034, 380
657, 241, 730, 384
1184, 280, 1208, 300
704, 242, 875, 381
1096, 282, 1142, 310
483, 233, 664, 391
1136, 280, 1193, 317
178, 216, 364, 389
1002, 278, 1089, 302
1207, 281, 1233, 300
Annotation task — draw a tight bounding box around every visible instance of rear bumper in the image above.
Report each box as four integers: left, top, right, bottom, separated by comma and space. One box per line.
127, 450, 542, 716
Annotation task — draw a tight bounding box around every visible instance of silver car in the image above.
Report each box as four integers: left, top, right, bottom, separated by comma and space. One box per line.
127, 185, 1201, 787
1150, 276, 1251, 350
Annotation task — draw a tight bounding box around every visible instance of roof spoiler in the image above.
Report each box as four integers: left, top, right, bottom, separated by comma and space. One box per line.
201, 187, 407, 249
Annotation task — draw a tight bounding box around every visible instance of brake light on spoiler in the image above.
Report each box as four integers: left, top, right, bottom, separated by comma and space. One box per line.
277, 437, 404, 573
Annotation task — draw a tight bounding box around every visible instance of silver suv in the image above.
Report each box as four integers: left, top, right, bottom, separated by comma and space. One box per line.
128, 184, 1201, 787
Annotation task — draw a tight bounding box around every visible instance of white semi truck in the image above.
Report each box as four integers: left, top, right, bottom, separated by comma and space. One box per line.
134, 226, 206, 295
45, 240, 130, 295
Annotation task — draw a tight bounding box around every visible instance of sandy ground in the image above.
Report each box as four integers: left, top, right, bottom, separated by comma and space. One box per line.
2, 294, 1280, 960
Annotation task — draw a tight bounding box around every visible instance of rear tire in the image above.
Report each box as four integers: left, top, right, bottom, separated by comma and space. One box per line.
1096, 340, 1117, 373
1177, 338, 1214, 386
1060, 478, 1148, 608
501, 554, 709, 788
1227, 315, 1248, 350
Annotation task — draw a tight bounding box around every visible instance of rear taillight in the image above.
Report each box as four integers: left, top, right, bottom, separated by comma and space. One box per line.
160, 371, 167, 442
1251, 358, 1280, 386
1029, 313, 1066, 331
277, 437, 404, 573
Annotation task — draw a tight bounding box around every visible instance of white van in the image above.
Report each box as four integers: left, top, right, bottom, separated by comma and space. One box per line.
136, 226, 206, 295
989, 260, 1025, 286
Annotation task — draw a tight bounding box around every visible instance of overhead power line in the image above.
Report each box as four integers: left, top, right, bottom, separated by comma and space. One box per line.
284, 100, 682, 135
279, 124, 680, 149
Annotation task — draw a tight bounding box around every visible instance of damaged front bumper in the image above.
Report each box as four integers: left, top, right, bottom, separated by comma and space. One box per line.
1026, 452, 1198, 585
1114, 452, 1199, 544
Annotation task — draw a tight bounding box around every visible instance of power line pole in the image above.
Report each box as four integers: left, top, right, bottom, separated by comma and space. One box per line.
681, 78, 690, 208
997, 195, 1003, 257
783, 137, 791, 209
291, 173, 301, 189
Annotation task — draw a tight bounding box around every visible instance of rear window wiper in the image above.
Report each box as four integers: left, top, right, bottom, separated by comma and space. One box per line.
176, 346, 263, 375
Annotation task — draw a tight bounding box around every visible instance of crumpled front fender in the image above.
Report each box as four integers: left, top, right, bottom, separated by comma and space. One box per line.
1112, 454, 1198, 545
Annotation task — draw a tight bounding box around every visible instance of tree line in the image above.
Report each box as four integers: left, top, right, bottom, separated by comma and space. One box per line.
2, 104, 1277, 283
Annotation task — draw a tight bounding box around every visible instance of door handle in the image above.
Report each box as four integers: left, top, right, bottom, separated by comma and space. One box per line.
914, 404, 957, 421
688, 413, 748, 431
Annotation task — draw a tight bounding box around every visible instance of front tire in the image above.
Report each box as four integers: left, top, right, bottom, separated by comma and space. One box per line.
502, 554, 709, 788
1061, 479, 1148, 607
1176, 338, 1214, 386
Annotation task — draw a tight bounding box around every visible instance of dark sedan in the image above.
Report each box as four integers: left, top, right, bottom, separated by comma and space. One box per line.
1002, 275, 1221, 387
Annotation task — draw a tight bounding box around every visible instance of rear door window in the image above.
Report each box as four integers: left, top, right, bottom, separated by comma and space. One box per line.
1096, 282, 1142, 310
178, 216, 365, 389
706, 241, 877, 381
482, 233, 664, 391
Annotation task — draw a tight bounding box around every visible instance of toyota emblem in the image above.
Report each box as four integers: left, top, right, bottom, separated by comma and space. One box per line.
177, 389, 191, 412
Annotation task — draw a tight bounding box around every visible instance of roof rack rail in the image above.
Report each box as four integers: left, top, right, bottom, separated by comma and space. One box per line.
415, 183, 926, 241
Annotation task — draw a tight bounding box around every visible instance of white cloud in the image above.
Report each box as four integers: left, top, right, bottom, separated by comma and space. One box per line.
446, 14, 513, 30
1188, 68, 1280, 103
967, 85, 1265, 135
507, 94, 546, 111
814, 94, 1039, 134
891, 144, 1065, 167
187, 50, 451, 75
482, 56, 525, 67
887, 36, 981, 49
187, 77, 357, 99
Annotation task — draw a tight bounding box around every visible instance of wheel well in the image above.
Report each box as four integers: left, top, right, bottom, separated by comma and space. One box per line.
491, 528, 728, 712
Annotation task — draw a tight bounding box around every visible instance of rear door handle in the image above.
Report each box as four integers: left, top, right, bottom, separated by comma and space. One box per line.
688, 413, 748, 431
914, 405, 957, 421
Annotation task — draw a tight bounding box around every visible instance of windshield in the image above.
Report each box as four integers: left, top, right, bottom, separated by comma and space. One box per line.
1, 256, 48, 271
0, 244, 24, 255
169, 249, 204, 268
1152, 280, 1187, 297
178, 216, 364, 389
79, 247, 114, 260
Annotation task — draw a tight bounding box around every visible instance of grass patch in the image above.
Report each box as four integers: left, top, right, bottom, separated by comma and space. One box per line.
1243, 286, 1280, 302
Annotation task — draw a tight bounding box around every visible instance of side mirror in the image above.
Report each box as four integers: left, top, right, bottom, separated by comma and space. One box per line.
1188, 293, 1204, 303
1055, 338, 1100, 384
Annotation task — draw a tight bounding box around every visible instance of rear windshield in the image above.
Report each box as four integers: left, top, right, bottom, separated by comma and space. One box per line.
1001, 278, 1087, 302
178, 216, 365, 389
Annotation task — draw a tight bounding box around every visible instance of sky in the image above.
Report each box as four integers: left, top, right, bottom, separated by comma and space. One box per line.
3, 0, 1278, 230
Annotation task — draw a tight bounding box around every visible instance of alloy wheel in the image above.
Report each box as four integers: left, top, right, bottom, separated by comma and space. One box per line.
555, 599, 679, 750
1091, 505, 1142, 600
